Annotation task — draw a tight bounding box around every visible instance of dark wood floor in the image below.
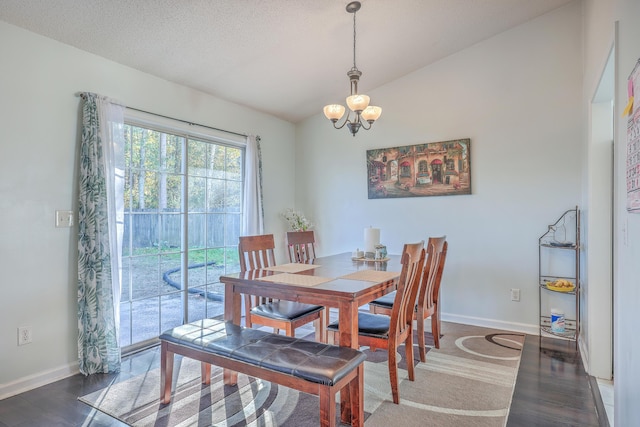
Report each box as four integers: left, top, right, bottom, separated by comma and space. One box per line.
507, 336, 606, 427
0, 334, 607, 427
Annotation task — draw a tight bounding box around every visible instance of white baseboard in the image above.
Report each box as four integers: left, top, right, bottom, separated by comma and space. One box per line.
579, 337, 590, 374
0, 361, 79, 400
442, 312, 540, 336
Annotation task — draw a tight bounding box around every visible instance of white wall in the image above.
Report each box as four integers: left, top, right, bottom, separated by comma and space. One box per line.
585, 99, 614, 379
297, 2, 583, 333
583, 0, 640, 424
611, 1, 640, 424
581, 0, 616, 385
0, 21, 296, 396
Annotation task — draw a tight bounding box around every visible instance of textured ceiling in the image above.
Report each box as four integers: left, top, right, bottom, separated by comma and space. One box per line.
0, 0, 573, 123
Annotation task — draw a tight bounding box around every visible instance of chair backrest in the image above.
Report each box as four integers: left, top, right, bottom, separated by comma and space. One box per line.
417, 236, 448, 313
238, 234, 277, 272
286, 231, 317, 263
388, 241, 426, 337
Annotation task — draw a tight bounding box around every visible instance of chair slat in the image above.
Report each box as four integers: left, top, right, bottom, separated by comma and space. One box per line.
238, 233, 324, 341
286, 231, 317, 263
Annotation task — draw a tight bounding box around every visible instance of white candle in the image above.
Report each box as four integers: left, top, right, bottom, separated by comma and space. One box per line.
364, 227, 380, 254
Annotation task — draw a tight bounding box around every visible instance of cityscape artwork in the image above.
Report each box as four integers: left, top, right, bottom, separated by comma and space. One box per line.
366, 138, 471, 199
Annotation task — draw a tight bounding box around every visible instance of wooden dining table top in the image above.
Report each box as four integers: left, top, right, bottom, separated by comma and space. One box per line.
220, 252, 403, 309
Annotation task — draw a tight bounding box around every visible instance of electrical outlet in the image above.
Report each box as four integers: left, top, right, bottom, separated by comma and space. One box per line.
55, 210, 74, 228
510, 288, 520, 302
18, 326, 32, 345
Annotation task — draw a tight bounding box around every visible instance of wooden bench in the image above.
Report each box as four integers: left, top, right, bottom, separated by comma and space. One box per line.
160, 318, 366, 427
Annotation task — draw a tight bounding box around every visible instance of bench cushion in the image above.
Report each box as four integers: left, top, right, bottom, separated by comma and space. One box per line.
160, 318, 366, 386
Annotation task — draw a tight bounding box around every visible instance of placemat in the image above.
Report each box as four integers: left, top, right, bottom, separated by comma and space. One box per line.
262, 263, 320, 273
339, 270, 399, 282
256, 273, 333, 287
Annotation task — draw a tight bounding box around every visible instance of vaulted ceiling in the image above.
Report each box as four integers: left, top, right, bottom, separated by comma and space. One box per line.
0, 0, 574, 123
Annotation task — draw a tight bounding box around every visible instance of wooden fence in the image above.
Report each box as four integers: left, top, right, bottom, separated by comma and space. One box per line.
124, 211, 240, 249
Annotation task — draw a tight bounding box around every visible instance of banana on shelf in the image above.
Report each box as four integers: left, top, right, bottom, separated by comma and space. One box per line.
546, 279, 575, 292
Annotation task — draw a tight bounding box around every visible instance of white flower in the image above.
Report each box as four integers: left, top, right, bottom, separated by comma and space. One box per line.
281, 208, 313, 232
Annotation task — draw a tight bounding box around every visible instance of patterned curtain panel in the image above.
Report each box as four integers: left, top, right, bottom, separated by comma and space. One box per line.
77, 93, 125, 375
242, 135, 264, 235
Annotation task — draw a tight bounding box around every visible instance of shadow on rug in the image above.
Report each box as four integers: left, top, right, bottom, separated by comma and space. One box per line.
79, 322, 524, 426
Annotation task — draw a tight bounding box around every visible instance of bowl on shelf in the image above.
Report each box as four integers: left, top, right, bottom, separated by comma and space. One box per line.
549, 241, 574, 248
545, 279, 575, 292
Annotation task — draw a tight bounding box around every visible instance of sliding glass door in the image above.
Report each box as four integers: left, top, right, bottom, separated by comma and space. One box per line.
119, 123, 242, 350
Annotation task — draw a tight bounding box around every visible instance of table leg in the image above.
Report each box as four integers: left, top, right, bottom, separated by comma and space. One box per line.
223, 283, 240, 385
338, 300, 359, 423
224, 284, 241, 324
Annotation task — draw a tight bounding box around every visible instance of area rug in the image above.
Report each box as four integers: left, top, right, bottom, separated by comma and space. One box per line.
79, 322, 524, 426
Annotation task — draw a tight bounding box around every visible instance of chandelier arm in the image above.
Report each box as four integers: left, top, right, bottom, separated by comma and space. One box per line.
360, 117, 372, 130
331, 111, 354, 130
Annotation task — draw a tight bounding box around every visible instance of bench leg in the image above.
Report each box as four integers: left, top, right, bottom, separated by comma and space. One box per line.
349, 364, 364, 427
339, 363, 364, 427
201, 362, 211, 385
160, 341, 174, 404
319, 386, 336, 427
224, 368, 238, 386
340, 385, 351, 423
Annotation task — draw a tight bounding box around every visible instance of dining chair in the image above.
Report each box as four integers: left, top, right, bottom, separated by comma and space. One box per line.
369, 236, 448, 362
286, 230, 317, 263
286, 230, 330, 341
238, 234, 325, 341
327, 241, 426, 404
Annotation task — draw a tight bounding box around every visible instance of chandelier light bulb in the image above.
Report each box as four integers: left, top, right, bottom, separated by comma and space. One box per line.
323, 104, 346, 122
361, 105, 382, 122
346, 94, 370, 112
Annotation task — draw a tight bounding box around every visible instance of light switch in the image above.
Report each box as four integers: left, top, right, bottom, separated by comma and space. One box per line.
55, 210, 74, 227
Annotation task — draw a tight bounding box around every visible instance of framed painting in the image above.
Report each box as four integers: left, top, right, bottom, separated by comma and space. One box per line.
366, 138, 471, 199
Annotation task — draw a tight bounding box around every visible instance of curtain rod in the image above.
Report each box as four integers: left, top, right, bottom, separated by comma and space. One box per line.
127, 107, 250, 139
78, 92, 250, 139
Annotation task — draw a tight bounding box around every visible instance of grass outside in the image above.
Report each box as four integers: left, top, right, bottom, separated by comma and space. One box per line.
119, 246, 240, 348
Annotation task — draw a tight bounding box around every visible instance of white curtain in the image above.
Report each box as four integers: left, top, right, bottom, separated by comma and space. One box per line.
77, 92, 125, 374
101, 97, 125, 342
242, 135, 264, 235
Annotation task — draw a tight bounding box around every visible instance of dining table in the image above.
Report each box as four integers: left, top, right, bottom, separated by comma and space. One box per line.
220, 251, 402, 422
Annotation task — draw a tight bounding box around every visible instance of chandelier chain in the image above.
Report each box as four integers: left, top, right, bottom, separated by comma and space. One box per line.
352, 9, 357, 70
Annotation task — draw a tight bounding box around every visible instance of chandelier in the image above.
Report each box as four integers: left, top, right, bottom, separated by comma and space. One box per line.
323, 1, 382, 137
